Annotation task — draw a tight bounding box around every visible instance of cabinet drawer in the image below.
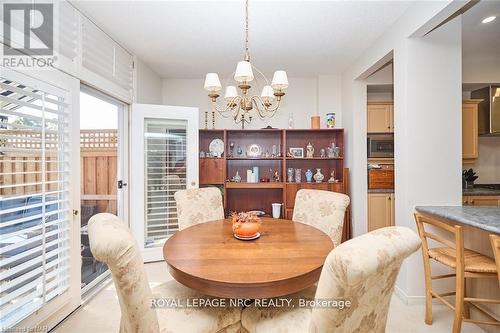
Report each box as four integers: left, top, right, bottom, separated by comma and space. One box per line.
199, 158, 224, 184
368, 169, 394, 189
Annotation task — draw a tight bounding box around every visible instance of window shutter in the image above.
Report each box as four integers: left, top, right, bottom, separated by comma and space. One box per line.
0, 76, 72, 328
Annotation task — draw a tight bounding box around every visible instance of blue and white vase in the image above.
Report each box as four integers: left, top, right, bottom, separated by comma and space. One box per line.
305, 169, 313, 183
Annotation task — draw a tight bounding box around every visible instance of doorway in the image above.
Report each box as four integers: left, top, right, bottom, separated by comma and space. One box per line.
79, 86, 128, 293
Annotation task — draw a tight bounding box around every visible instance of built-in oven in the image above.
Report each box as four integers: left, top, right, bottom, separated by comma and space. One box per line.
367, 134, 394, 158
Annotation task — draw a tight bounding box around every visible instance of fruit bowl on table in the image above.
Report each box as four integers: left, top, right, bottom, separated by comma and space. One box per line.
230, 211, 262, 240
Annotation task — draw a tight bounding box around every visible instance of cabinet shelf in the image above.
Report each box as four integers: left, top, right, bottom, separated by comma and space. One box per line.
285, 157, 343, 160
226, 157, 283, 161
225, 182, 284, 189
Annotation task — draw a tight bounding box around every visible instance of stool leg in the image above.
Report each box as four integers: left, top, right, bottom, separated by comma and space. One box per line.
453, 273, 464, 333
463, 278, 470, 319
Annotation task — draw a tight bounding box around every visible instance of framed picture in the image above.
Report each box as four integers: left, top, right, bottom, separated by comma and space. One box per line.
289, 147, 304, 158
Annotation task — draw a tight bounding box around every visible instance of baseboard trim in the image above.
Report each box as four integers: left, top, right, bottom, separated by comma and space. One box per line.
394, 286, 426, 305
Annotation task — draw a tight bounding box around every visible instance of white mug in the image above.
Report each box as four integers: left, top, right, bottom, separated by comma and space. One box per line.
272, 203, 282, 219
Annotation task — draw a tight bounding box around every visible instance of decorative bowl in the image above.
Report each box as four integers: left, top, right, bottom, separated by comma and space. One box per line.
231, 212, 262, 238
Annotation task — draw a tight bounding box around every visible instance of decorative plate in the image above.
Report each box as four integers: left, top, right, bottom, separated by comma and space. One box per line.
247, 144, 262, 157
209, 138, 224, 158
234, 232, 261, 241
248, 210, 265, 217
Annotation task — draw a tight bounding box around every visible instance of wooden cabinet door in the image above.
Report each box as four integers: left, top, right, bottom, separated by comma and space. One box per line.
468, 196, 500, 206
199, 158, 224, 184
367, 103, 392, 133
368, 193, 392, 231
462, 101, 478, 160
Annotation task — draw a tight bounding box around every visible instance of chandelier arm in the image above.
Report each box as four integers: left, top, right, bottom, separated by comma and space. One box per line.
251, 95, 282, 117
211, 96, 242, 116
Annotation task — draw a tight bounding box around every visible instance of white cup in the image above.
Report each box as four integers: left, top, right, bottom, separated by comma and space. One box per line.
272, 203, 282, 219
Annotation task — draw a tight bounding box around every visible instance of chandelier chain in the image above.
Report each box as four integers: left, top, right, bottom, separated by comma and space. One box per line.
245, 0, 249, 61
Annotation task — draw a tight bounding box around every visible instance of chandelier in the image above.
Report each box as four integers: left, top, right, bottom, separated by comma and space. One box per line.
203, 0, 288, 128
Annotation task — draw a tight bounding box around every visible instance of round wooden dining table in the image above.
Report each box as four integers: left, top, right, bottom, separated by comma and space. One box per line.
163, 218, 334, 299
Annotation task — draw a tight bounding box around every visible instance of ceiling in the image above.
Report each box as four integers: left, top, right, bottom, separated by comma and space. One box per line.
72, 0, 413, 79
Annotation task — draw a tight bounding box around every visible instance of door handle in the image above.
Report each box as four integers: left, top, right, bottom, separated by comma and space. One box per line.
118, 180, 128, 189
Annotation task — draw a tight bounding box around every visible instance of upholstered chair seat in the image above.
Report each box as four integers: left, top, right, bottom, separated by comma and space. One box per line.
88, 213, 241, 333
292, 189, 350, 247
241, 227, 421, 333
174, 187, 224, 230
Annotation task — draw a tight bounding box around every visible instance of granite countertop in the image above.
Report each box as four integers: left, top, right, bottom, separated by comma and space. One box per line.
368, 189, 394, 193
415, 206, 500, 234
463, 187, 500, 196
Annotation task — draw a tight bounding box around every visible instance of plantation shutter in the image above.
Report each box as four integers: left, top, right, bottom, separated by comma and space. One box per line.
0, 76, 72, 328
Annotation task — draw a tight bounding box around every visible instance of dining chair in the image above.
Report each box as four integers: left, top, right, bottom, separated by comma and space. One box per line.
174, 187, 224, 230
490, 234, 500, 287
414, 213, 499, 333
292, 189, 350, 247
88, 213, 241, 333
241, 226, 421, 333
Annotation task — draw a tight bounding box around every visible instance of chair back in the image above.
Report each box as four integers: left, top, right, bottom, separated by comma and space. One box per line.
414, 213, 465, 273
490, 234, 500, 287
311, 226, 421, 333
174, 187, 224, 230
88, 213, 159, 333
292, 189, 350, 247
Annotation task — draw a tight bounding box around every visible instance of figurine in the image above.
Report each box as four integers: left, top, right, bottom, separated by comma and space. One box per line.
320, 148, 326, 158
313, 168, 324, 183
228, 141, 235, 157
199, 151, 206, 158
305, 169, 313, 183
233, 171, 241, 183
273, 170, 280, 182
306, 142, 314, 158
328, 170, 336, 183
236, 146, 243, 157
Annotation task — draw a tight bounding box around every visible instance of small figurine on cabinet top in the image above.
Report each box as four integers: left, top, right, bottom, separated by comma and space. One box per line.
306, 142, 314, 158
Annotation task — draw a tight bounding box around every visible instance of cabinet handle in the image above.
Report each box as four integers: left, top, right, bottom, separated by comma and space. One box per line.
388, 197, 391, 200
470, 200, 474, 205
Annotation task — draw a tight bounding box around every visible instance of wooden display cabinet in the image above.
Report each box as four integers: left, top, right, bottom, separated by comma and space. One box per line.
199, 128, 351, 242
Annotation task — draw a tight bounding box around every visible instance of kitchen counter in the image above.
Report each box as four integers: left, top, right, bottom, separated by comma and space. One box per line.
463, 187, 500, 196
415, 206, 500, 234
368, 189, 394, 193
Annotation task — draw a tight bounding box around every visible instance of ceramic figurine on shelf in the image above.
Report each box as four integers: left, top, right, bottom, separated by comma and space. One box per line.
272, 170, 280, 182
314, 168, 324, 183
328, 170, 336, 183
236, 146, 243, 157
200, 151, 206, 158
305, 169, 313, 183
228, 141, 235, 157
306, 142, 314, 158
327, 146, 334, 158
320, 148, 326, 158
287, 168, 294, 183
233, 171, 242, 183
333, 146, 340, 158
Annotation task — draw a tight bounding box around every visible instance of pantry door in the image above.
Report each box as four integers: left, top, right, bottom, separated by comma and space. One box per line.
130, 104, 199, 262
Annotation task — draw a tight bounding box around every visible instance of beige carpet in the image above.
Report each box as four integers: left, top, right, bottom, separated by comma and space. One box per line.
53, 262, 485, 333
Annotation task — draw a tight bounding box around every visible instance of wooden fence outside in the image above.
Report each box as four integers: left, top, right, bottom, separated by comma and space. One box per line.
1, 129, 118, 216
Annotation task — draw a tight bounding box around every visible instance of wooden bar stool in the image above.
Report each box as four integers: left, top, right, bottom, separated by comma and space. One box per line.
414, 213, 499, 333
490, 234, 500, 287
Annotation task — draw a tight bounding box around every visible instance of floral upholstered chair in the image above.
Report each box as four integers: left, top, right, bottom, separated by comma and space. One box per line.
292, 189, 350, 247
241, 227, 421, 333
88, 213, 241, 333
174, 187, 224, 230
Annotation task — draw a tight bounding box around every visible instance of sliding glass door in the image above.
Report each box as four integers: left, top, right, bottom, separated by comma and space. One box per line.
131, 104, 198, 262
0, 68, 80, 331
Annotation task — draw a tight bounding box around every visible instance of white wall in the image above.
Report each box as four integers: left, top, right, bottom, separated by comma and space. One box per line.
161, 76, 342, 130
134, 58, 163, 104
341, 0, 462, 301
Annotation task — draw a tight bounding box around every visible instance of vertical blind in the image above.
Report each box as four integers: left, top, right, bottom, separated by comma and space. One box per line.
0, 76, 71, 329
144, 119, 187, 248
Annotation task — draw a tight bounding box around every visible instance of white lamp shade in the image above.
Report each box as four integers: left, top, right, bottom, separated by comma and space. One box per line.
234, 61, 254, 83
271, 70, 289, 90
224, 86, 238, 101
204, 73, 222, 92
261, 85, 275, 101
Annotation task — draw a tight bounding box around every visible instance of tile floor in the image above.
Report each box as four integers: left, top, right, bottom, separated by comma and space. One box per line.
53, 262, 485, 333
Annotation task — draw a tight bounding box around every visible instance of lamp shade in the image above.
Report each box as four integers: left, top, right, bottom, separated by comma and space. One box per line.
204, 73, 222, 92
234, 61, 254, 83
271, 70, 288, 90
261, 85, 275, 101
224, 86, 238, 101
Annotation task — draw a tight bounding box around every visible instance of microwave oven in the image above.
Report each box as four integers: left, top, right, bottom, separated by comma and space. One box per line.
367, 134, 394, 158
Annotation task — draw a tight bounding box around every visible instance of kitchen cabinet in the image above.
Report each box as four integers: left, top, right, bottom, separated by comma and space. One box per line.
462, 100, 481, 162
367, 102, 393, 133
463, 195, 500, 206
368, 192, 395, 231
